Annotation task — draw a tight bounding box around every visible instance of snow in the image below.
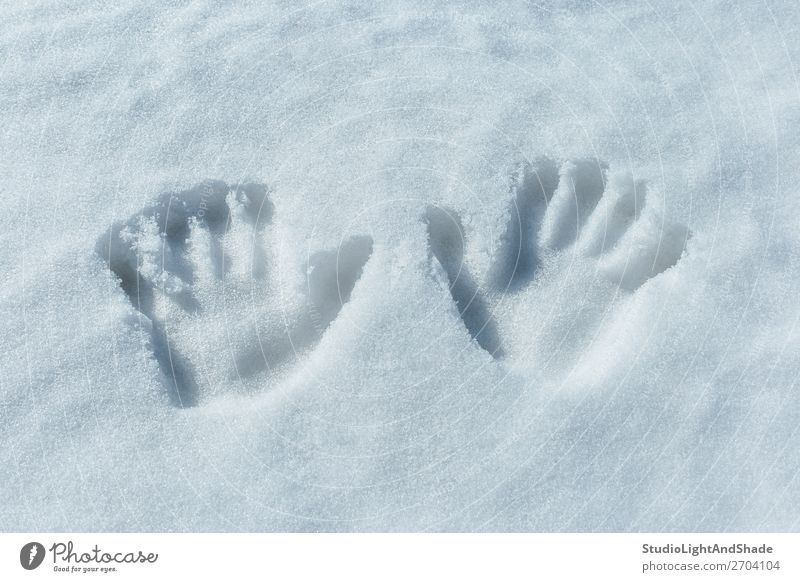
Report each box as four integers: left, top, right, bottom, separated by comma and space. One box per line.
1, 0, 799, 531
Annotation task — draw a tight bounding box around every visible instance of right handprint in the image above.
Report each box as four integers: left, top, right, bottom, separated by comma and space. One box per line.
425, 157, 691, 371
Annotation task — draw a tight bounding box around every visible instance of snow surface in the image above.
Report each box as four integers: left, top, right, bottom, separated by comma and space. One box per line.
1, 0, 799, 531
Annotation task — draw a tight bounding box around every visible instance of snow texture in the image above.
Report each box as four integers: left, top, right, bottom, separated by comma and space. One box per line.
1, 0, 800, 532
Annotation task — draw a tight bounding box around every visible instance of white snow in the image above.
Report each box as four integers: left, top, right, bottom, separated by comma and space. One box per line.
1, 0, 799, 531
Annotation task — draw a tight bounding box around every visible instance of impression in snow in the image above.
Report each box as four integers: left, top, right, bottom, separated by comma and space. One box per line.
96, 181, 373, 407
97, 157, 689, 405
425, 157, 691, 359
